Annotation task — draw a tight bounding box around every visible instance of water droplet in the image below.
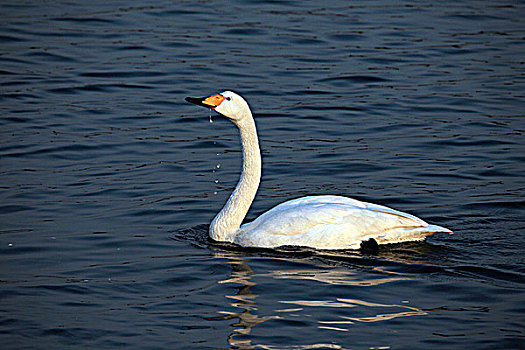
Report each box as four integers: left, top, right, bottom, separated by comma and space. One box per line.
213, 191, 218, 195
8, 243, 13, 247
209, 109, 213, 123
216, 153, 221, 156
214, 179, 219, 183
216, 164, 221, 169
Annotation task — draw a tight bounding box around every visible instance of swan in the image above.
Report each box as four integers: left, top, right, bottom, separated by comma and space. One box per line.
185, 91, 452, 250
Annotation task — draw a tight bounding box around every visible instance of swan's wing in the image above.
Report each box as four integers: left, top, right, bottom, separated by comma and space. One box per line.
237, 195, 449, 249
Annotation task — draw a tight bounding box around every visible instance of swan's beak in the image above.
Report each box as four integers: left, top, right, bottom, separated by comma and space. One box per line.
185, 94, 226, 109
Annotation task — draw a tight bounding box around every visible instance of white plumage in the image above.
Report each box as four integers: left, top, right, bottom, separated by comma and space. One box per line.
236, 195, 449, 249
185, 91, 452, 250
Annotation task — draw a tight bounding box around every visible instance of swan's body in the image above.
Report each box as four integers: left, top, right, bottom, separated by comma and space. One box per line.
185, 91, 452, 250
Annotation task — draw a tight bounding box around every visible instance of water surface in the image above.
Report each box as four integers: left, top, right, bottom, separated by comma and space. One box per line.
1, 1, 524, 349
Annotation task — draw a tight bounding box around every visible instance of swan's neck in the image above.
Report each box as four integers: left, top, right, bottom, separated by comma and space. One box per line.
209, 112, 261, 242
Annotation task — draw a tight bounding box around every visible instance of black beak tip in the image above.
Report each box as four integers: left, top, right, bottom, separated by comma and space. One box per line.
185, 96, 208, 108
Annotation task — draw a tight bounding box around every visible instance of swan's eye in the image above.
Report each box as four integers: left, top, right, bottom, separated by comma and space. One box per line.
226, 97, 231, 101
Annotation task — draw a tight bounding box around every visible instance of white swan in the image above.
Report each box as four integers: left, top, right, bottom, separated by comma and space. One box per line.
185, 91, 452, 250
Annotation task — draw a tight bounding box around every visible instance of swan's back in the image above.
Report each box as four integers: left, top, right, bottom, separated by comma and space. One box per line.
236, 195, 451, 249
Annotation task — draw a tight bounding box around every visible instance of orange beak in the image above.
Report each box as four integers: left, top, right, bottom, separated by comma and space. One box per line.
185, 93, 226, 109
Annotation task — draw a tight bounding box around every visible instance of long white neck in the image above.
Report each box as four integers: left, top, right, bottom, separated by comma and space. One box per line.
209, 111, 261, 242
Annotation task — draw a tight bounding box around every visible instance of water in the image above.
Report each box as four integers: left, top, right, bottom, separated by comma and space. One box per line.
1, 0, 524, 348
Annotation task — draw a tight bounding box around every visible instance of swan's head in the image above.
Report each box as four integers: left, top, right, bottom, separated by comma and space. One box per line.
185, 91, 251, 122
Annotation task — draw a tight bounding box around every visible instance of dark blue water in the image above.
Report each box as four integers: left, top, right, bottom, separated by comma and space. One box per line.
1, 1, 524, 349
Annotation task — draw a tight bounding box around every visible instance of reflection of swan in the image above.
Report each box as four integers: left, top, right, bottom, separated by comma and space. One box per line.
281, 298, 426, 327
265, 267, 411, 286
209, 256, 274, 348
211, 253, 427, 341
185, 91, 452, 250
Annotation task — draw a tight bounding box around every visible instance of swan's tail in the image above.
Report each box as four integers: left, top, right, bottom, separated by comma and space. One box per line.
426, 224, 453, 235
373, 223, 452, 246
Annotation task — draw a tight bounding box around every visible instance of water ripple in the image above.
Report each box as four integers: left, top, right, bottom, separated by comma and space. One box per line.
1, 0, 524, 349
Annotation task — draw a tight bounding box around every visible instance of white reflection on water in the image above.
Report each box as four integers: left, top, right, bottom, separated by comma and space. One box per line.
264, 263, 426, 329
210, 256, 277, 348
210, 254, 424, 348
256, 344, 347, 349
337, 297, 426, 322
264, 266, 411, 286
279, 297, 426, 331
